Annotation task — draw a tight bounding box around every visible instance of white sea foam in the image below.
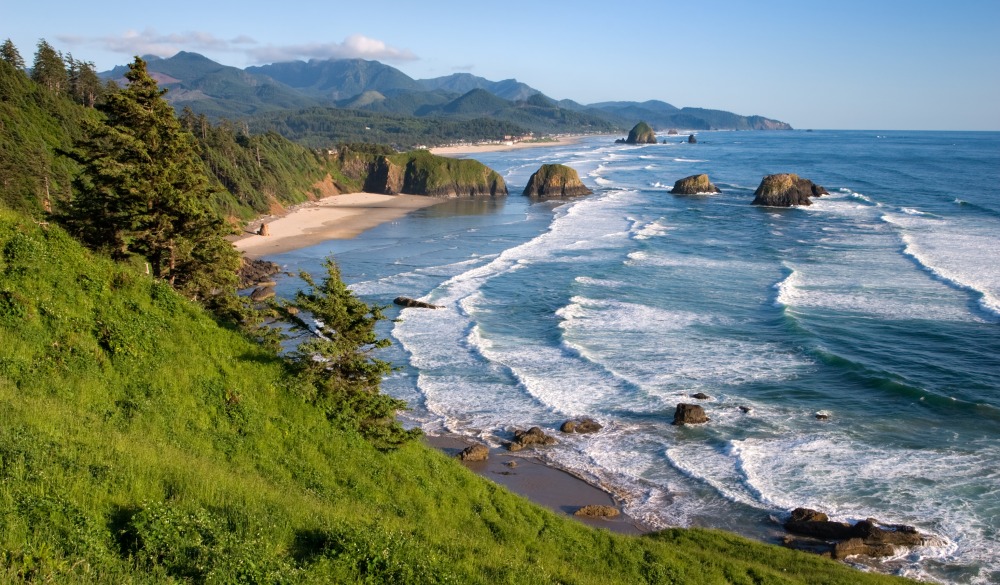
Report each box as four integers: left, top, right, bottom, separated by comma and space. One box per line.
630, 217, 671, 240
882, 212, 1000, 318
665, 434, 999, 582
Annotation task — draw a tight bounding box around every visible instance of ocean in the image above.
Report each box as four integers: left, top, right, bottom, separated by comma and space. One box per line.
267, 130, 1000, 583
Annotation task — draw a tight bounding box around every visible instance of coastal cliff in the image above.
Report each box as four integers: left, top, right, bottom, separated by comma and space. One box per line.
363, 150, 508, 197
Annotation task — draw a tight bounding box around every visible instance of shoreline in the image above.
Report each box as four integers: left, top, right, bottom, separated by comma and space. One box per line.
425, 434, 648, 536
233, 192, 444, 258
232, 135, 594, 258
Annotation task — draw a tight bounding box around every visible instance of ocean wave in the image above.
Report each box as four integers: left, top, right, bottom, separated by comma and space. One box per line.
883, 213, 1000, 318
673, 157, 707, 163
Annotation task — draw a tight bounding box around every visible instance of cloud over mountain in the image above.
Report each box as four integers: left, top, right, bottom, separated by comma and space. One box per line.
57, 30, 417, 64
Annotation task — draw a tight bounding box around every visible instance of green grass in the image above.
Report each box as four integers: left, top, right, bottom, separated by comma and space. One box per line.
0, 209, 915, 583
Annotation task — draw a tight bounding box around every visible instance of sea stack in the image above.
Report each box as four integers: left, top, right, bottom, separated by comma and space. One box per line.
751, 173, 829, 207
523, 164, 593, 197
671, 174, 720, 195
624, 121, 658, 144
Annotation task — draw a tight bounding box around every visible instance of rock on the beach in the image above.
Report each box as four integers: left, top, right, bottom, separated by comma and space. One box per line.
560, 418, 603, 434
523, 164, 593, 198
393, 296, 440, 309
574, 504, 620, 518
625, 121, 658, 144
508, 426, 557, 451
672, 403, 709, 425
257, 223, 270, 236
671, 174, 720, 195
458, 443, 490, 462
751, 173, 829, 207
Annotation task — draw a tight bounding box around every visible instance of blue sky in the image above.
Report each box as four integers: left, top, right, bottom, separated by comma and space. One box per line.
5, 0, 999, 130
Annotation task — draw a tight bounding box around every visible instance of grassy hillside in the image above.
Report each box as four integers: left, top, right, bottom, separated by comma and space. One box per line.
0, 208, 916, 584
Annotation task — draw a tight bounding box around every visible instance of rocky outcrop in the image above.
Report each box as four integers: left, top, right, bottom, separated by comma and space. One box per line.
691, 392, 710, 400
458, 443, 490, 462
249, 286, 275, 302
751, 174, 829, 207
364, 150, 508, 197
671, 174, 720, 195
624, 121, 657, 144
574, 505, 620, 518
393, 296, 440, 309
560, 418, 602, 434
508, 427, 557, 451
523, 164, 593, 197
782, 507, 927, 560
238, 257, 281, 289
687, 134, 697, 144
672, 403, 709, 425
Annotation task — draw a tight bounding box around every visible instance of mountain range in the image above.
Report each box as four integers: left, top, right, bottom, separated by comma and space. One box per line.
103, 52, 792, 143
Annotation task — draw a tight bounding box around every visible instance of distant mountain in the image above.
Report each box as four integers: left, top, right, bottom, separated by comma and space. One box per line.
246, 58, 423, 100
416, 73, 539, 102
102, 51, 320, 117
99, 52, 792, 139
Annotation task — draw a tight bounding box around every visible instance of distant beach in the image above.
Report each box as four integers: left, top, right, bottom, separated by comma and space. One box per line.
429, 134, 586, 157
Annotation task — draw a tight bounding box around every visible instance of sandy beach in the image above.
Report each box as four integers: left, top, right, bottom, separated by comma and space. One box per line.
234, 192, 443, 258
429, 134, 587, 157
425, 435, 647, 535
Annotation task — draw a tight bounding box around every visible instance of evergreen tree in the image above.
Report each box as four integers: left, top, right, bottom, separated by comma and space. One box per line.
67, 56, 239, 302
66, 55, 103, 107
31, 39, 67, 93
0, 38, 25, 71
278, 259, 418, 448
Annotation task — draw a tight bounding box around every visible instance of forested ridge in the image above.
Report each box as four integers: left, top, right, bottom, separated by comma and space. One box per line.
0, 38, 909, 583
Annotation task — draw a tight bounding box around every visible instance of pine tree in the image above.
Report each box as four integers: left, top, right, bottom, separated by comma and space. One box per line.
0, 38, 25, 71
66, 56, 239, 302
66, 55, 103, 107
277, 259, 419, 448
31, 39, 67, 93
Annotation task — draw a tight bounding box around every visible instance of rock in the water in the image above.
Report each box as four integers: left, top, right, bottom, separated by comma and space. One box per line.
625, 121, 657, 144
738, 405, 753, 414
393, 296, 440, 309
364, 150, 508, 197
691, 392, 711, 400
523, 164, 593, 198
783, 507, 927, 559
751, 173, 829, 207
458, 443, 489, 462
508, 426, 557, 451
672, 403, 709, 425
574, 505, 620, 518
667, 128, 679, 135
238, 257, 281, 289
671, 174, 721, 195
249, 286, 275, 302
687, 134, 697, 144
815, 411, 831, 420
560, 417, 603, 434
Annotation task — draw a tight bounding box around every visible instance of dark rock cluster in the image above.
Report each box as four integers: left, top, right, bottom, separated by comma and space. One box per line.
751, 173, 829, 207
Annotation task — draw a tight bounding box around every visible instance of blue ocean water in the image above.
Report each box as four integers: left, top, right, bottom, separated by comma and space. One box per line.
268, 131, 1000, 583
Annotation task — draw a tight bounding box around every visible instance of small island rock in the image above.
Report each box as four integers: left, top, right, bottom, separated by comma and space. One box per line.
672, 403, 709, 425
688, 134, 697, 144
783, 507, 926, 559
560, 418, 603, 434
393, 296, 440, 309
751, 173, 829, 207
624, 121, 658, 144
523, 164, 593, 198
508, 426, 557, 451
671, 174, 721, 195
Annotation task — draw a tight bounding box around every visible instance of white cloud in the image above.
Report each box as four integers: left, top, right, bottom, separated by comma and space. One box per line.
247, 34, 418, 63
57, 29, 417, 64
